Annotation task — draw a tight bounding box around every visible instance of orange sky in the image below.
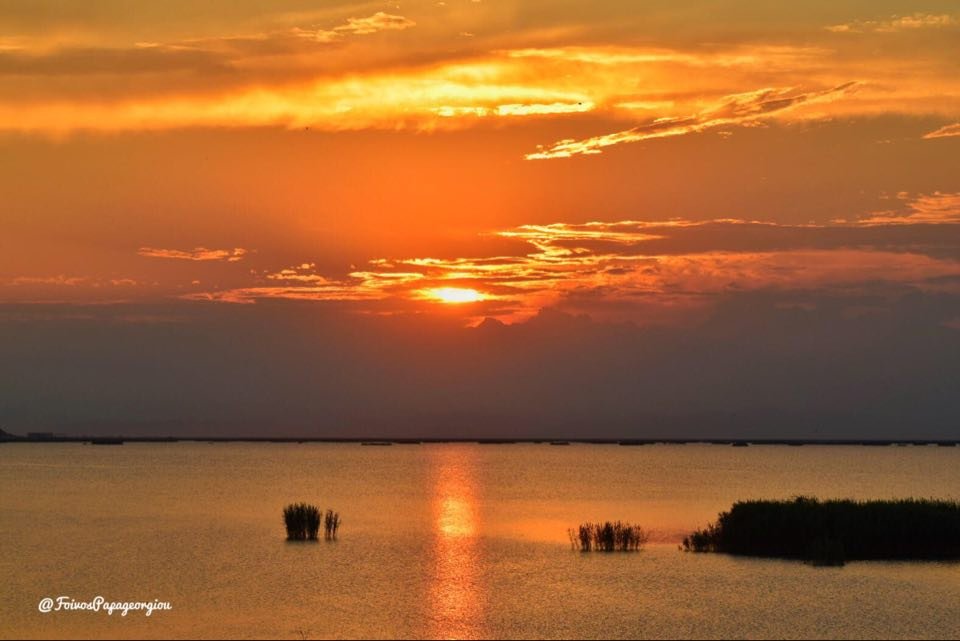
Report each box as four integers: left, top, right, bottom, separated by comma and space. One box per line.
1, 0, 959, 324
1, 2, 960, 437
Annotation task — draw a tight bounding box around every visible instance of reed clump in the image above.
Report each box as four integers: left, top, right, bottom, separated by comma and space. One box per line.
284, 503, 322, 541
323, 509, 341, 540
568, 521, 649, 552
682, 497, 960, 565
283, 504, 341, 541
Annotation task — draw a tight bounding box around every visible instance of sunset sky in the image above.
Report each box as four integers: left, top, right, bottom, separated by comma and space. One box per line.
1, 1, 958, 437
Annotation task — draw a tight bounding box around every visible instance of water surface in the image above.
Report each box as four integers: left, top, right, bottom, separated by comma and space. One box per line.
1, 443, 958, 639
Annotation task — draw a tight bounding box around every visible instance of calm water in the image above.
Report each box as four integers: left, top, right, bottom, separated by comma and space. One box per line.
1, 443, 958, 639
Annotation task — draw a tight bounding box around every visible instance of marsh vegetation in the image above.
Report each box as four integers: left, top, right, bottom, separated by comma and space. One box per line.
682, 497, 960, 564
568, 521, 649, 552
284, 503, 341, 541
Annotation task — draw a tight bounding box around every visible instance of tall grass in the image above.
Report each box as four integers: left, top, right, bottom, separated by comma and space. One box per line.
682, 497, 960, 564
568, 521, 649, 552
324, 509, 341, 540
282, 504, 341, 541
284, 503, 322, 541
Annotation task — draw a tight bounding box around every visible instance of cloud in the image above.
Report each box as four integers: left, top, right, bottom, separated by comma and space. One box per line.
0, 57, 598, 134
265, 266, 331, 284
858, 192, 960, 226
184, 285, 383, 304
1, 275, 141, 302
6, 275, 87, 286
1, 10, 958, 140
432, 101, 594, 118
138, 247, 248, 262
0, 45, 226, 76
923, 123, 960, 139
826, 13, 958, 33
308, 12, 416, 43
186, 216, 960, 323
1, 31, 955, 137
0, 12, 414, 83
526, 82, 858, 159
504, 45, 829, 69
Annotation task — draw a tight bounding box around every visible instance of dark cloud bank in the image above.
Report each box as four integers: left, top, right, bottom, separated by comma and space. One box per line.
1, 286, 958, 440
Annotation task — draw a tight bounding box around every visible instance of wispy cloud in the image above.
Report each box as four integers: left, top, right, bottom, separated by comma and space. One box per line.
182, 12, 415, 49
505, 45, 829, 69
0, 46, 226, 76
923, 123, 960, 139
0, 57, 599, 133
526, 82, 858, 160
826, 13, 958, 33
265, 264, 330, 283
185, 215, 960, 322
1, 275, 140, 300
138, 247, 248, 262
858, 192, 960, 226
3, 31, 954, 137
6, 275, 88, 286
0, 11, 416, 100
306, 12, 416, 43
184, 285, 383, 304
432, 101, 594, 118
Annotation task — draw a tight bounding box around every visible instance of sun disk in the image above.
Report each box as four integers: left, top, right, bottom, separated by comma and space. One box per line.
425, 287, 486, 303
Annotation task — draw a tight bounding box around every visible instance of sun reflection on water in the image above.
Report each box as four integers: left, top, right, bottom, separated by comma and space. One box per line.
429, 447, 486, 640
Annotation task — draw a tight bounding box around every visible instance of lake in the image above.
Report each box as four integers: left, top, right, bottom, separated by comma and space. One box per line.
1, 443, 958, 639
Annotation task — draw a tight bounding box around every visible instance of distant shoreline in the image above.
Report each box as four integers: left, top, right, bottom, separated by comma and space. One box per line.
1, 434, 957, 447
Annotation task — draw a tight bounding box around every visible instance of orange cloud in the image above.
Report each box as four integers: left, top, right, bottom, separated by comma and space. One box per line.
185, 217, 960, 322
0, 58, 599, 134
183, 286, 382, 304
309, 12, 416, 43
826, 13, 958, 33
2, 31, 956, 137
138, 247, 248, 262
7, 275, 87, 286
923, 123, 960, 139
433, 101, 594, 118
504, 45, 830, 69
1, 275, 141, 303
526, 82, 858, 159
858, 192, 960, 226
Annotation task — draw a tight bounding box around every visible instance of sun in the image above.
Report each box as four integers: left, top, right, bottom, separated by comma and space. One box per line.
423, 287, 486, 304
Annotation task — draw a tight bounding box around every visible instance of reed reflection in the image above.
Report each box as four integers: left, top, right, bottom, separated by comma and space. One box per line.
428, 447, 486, 640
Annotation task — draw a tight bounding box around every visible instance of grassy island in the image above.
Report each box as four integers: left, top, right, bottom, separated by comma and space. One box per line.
683, 497, 960, 565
